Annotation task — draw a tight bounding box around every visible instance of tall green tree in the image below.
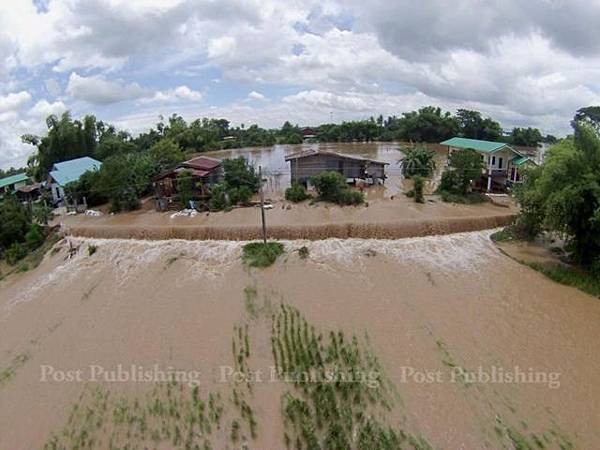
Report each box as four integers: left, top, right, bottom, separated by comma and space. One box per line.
516, 123, 600, 265
456, 109, 503, 141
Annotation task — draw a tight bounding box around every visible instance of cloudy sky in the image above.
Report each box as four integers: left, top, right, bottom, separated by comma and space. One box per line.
1, 0, 600, 169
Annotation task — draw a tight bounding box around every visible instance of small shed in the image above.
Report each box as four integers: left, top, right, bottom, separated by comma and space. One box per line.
153, 156, 223, 210
285, 150, 388, 185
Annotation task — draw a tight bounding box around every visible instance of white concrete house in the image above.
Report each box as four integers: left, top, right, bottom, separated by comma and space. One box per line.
440, 137, 537, 192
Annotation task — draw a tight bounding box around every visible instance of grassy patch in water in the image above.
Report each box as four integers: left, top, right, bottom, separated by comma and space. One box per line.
271, 303, 431, 450
241, 242, 284, 268
524, 262, 600, 298
0, 353, 30, 388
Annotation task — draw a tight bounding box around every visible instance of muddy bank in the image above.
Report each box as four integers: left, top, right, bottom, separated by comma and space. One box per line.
64, 214, 515, 240
1, 232, 599, 448
61, 198, 516, 240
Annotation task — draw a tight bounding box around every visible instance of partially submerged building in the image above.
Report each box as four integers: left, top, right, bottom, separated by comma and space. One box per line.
285, 150, 388, 185
440, 137, 537, 191
153, 156, 223, 210
48, 156, 102, 205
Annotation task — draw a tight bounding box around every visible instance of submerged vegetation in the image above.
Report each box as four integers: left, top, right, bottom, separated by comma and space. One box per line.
271, 303, 431, 450
241, 242, 285, 267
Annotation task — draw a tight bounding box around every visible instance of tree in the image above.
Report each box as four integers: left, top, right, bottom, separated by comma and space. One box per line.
396, 106, 459, 142
515, 123, 600, 265
400, 145, 436, 178
510, 127, 543, 146
148, 138, 185, 171
456, 109, 503, 141
21, 112, 99, 180
443, 149, 485, 195
96, 153, 160, 212
222, 157, 260, 192
0, 196, 31, 252
572, 106, 600, 134
176, 170, 195, 208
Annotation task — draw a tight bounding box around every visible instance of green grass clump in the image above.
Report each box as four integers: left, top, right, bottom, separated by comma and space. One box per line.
0, 353, 30, 387
438, 190, 487, 204
241, 242, 284, 268
525, 262, 600, 298
87, 244, 97, 256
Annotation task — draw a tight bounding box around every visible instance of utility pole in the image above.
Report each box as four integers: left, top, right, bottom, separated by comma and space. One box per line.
258, 166, 267, 244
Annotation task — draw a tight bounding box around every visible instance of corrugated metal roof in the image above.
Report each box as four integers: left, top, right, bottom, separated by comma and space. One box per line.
183, 156, 221, 171
511, 155, 530, 166
440, 137, 510, 153
49, 156, 102, 186
285, 149, 388, 165
0, 172, 29, 189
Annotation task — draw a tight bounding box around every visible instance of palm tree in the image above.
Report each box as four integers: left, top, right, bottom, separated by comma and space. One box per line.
399, 145, 436, 178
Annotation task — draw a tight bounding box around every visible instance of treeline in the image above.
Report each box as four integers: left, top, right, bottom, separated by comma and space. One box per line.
313, 107, 554, 146
20, 107, 555, 182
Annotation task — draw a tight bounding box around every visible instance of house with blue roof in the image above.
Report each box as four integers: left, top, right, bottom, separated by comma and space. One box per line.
48, 156, 102, 205
440, 137, 537, 192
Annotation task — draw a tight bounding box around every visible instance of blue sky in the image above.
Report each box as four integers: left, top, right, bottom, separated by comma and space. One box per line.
1, 0, 600, 169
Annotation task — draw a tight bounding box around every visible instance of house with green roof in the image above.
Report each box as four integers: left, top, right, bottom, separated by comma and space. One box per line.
48, 156, 102, 205
440, 137, 537, 191
0, 172, 30, 197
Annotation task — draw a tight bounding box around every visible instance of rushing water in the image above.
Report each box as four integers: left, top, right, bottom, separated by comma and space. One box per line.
0, 232, 598, 448
205, 141, 448, 199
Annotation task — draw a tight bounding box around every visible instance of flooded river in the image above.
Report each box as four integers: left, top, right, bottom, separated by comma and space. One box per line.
205, 141, 448, 199
0, 231, 598, 448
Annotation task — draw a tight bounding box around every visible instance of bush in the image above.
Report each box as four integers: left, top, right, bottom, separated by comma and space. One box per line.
298, 246, 309, 259
412, 175, 425, 203
310, 171, 364, 205
5, 242, 27, 265
285, 183, 309, 202
229, 185, 253, 205
241, 242, 285, 267
25, 224, 44, 250
336, 189, 364, 205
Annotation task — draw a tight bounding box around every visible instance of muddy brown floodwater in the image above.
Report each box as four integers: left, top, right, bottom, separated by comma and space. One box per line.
0, 231, 598, 449
204, 141, 449, 199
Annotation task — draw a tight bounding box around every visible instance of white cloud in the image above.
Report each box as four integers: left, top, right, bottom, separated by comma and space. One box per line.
0, 91, 32, 113
143, 85, 203, 103
247, 91, 267, 102
66, 72, 148, 105
28, 99, 68, 119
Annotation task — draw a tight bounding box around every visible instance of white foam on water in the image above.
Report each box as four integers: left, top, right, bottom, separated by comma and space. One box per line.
2, 237, 243, 317
2, 231, 502, 318
293, 230, 502, 273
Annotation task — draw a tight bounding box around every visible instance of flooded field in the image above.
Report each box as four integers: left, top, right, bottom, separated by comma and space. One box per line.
0, 232, 598, 449
204, 142, 448, 199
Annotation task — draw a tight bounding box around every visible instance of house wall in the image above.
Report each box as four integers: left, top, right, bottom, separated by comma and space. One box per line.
49, 181, 65, 205
290, 155, 385, 184
485, 148, 512, 170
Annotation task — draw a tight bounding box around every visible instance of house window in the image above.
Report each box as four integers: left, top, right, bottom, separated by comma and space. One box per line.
498, 157, 503, 169
491, 156, 496, 166
55, 186, 61, 199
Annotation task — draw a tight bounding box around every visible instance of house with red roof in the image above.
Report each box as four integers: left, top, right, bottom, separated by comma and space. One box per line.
152, 156, 223, 210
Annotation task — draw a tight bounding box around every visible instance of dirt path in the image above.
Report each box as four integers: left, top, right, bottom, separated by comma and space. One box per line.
60, 197, 517, 240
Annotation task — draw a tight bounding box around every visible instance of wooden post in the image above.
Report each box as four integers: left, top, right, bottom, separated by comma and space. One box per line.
259, 166, 267, 245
